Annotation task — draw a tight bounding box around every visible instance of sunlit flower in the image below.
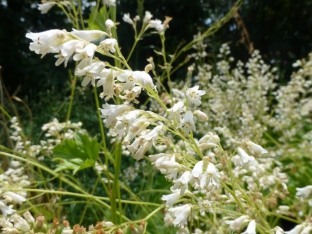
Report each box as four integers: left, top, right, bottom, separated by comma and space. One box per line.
179, 111, 196, 135
296, 185, 312, 199
143, 11, 153, 23
168, 204, 191, 228
37, 2, 56, 14
100, 38, 117, 53
0, 201, 15, 216
54, 40, 85, 67
14, 216, 30, 232
186, 85, 206, 106
100, 104, 133, 127
161, 190, 181, 207
193, 110, 208, 121
26, 29, 68, 58
103, 0, 115, 6
133, 71, 155, 89
171, 171, 191, 196
245, 141, 268, 155
241, 220, 256, 234
167, 101, 185, 121
71, 29, 107, 41
3, 192, 26, 204
225, 215, 249, 230
123, 13, 134, 25
73, 43, 98, 69
284, 224, 304, 234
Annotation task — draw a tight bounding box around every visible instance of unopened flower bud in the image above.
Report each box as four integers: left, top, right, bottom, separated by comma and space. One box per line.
193, 110, 208, 121
145, 64, 153, 72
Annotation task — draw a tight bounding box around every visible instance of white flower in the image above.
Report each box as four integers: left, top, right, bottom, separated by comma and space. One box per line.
245, 141, 268, 155
73, 43, 98, 69
237, 147, 251, 163
186, 85, 206, 106
179, 111, 196, 135
14, 216, 30, 232
3, 192, 26, 204
103, 0, 115, 6
26, 29, 68, 58
71, 29, 107, 41
241, 220, 256, 234
143, 11, 153, 23
75, 61, 106, 86
200, 163, 220, 190
167, 101, 185, 121
133, 71, 155, 89
274, 226, 284, 234
149, 19, 164, 32
171, 171, 191, 196
2, 227, 20, 234
284, 224, 304, 234
123, 13, 134, 25
0, 201, 15, 216
161, 190, 181, 207
301, 225, 312, 234
193, 110, 208, 121
296, 185, 312, 198
168, 204, 191, 228
37, 2, 56, 14
100, 104, 133, 127
100, 38, 117, 53
105, 19, 115, 31
225, 215, 249, 230
54, 40, 85, 67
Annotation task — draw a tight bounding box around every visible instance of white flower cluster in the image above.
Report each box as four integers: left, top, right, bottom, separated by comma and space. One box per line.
0, 160, 28, 217
9, 117, 84, 159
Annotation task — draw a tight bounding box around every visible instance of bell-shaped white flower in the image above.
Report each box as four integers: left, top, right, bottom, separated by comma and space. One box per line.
75, 61, 105, 86
171, 171, 191, 196
193, 110, 208, 121
123, 13, 134, 25
133, 71, 155, 89
179, 111, 196, 135
237, 147, 251, 163
14, 216, 30, 232
143, 11, 153, 23
38, 2, 56, 14
167, 101, 185, 121
54, 40, 85, 67
74, 43, 98, 69
0, 201, 15, 217
296, 185, 312, 199
100, 104, 133, 127
100, 38, 117, 53
284, 224, 304, 234
301, 225, 312, 234
186, 85, 206, 106
168, 204, 191, 228
103, 0, 115, 6
241, 220, 256, 234
161, 190, 181, 207
225, 215, 249, 230
200, 163, 220, 191
71, 29, 107, 41
245, 141, 268, 155
3, 192, 26, 204
26, 29, 68, 58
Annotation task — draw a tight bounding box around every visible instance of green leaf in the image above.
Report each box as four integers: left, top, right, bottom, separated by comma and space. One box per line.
53, 132, 100, 174
87, 5, 108, 31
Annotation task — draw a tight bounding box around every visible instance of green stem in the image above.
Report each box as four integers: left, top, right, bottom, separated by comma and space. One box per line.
66, 72, 77, 122
111, 141, 122, 224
